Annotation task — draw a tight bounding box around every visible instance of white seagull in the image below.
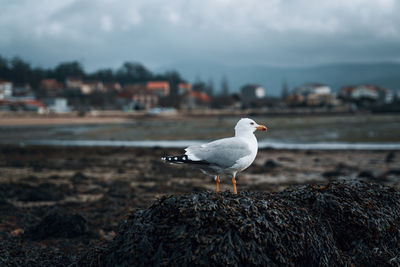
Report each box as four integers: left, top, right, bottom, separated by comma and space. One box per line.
162, 118, 267, 194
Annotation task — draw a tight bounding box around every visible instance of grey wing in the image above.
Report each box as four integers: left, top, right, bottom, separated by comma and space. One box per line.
185, 137, 252, 168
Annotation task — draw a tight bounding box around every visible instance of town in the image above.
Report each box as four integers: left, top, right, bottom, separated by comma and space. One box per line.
0, 57, 399, 115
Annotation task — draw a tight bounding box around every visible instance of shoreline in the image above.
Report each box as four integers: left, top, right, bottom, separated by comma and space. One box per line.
2, 140, 400, 151
1, 110, 398, 126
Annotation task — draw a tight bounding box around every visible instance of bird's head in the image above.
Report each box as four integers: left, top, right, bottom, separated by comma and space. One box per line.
235, 118, 267, 135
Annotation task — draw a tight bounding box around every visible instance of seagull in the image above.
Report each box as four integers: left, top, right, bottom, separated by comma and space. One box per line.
162, 118, 267, 194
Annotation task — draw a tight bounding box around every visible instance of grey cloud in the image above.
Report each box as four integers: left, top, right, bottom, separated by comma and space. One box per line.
0, 0, 399, 71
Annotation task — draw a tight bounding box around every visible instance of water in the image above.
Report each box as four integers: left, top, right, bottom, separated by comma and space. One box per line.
1, 114, 400, 150
10, 139, 400, 150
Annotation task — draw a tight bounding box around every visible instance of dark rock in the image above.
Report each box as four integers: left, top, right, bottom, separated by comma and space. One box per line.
72, 172, 88, 180
71, 172, 89, 184
322, 170, 344, 178
264, 159, 280, 169
277, 157, 295, 162
1, 183, 66, 202
80, 181, 400, 267
250, 159, 280, 174
385, 152, 396, 163
386, 169, 400, 176
25, 210, 89, 240
357, 170, 377, 180
335, 162, 358, 172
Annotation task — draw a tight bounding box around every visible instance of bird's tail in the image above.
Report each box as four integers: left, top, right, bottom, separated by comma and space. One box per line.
161, 155, 209, 165
161, 155, 190, 164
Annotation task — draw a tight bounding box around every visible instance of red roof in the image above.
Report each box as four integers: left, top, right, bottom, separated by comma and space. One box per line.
20, 99, 46, 108
184, 91, 211, 103
40, 79, 62, 90
178, 83, 192, 90
146, 81, 170, 90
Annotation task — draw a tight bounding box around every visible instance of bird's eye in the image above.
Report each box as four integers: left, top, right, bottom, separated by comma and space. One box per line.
250, 122, 254, 125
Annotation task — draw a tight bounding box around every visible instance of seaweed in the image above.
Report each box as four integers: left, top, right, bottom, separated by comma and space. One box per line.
80, 180, 400, 267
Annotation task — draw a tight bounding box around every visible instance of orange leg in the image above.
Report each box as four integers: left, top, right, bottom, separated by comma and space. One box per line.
215, 176, 220, 193
232, 176, 237, 194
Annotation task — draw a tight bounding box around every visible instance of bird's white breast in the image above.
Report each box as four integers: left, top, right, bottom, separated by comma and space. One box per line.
230, 135, 258, 172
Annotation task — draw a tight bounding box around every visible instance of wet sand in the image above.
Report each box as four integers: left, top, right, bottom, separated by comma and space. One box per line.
0, 145, 399, 265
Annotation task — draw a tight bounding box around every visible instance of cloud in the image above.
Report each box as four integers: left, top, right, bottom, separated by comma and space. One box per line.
100, 15, 113, 32
0, 0, 399, 69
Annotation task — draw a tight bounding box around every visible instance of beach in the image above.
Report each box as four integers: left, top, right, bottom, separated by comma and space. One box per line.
0, 144, 399, 265
0, 112, 399, 265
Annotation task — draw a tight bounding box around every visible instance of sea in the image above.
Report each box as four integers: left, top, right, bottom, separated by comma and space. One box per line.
1, 114, 400, 150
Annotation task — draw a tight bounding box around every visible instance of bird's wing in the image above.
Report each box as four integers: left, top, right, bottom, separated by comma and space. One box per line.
185, 137, 252, 168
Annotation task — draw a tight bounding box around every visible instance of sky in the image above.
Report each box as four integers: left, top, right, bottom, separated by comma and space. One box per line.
0, 0, 400, 72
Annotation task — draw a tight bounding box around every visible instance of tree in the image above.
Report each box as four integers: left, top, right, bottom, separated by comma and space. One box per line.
221, 75, 229, 96
54, 61, 85, 82
89, 68, 115, 82
281, 80, 289, 100
206, 79, 214, 97
192, 81, 206, 92
116, 62, 152, 84
0, 55, 11, 80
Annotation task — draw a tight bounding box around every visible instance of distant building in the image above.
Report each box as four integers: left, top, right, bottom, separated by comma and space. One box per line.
178, 83, 192, 95
81, 81, 103, 95
240, 84, 266, 108
146, 81, 170, 97
65, 77, 104, 95
181, 91, 211, 109
40, 79, 63, 97
20, 99, 47, 113
288, 83, 334, 106
118, 84, 158, 110
103, 82, 121, 93
65, 77, 83, 88
43, 98, 71, 113
0, 79, 13, 100
13, 84, 35, 99
339, 85, 393, 104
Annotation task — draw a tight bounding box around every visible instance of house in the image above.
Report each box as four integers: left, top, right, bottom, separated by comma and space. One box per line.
103, 82, 121, 93
178, 83, 192, 95
81, 81, 103, 95
118, 84, 158, 110
146, 81, 170, 97
40, 79, 63, 97
13, 84, 35, 99
240, 84, 266, 108
65, 77, 104, 95
289, 83, 334, 106
0, 79, 13, 100
339, 85, 393, 104
43, 98, 71, 113
181, 91, 211, 109
65, 77, 83, 88
19, 99, 47, 113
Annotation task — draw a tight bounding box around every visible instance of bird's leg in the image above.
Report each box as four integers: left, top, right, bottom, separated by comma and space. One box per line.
215, 176, 220, 193
232, 176, 237, 194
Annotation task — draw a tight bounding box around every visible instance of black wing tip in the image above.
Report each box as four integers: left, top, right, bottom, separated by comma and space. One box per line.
162, 155, 189, 163
161, 155, 210, 165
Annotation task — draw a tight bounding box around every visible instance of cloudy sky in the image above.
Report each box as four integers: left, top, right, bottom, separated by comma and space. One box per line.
0, 0, 399, 71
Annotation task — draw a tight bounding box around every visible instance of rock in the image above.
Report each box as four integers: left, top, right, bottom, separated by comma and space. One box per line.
250, 159, 280, 174
385, 152, 396, 163
357, 170, 377, 180
264, 159, 280, 169
386, 169, 400, 176
80, 181, 400, 267
322, 170, 344, 178
0, 183, 67, 202
25, 209, 89, 240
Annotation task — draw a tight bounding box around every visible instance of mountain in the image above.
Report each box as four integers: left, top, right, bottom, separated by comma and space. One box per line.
157, 61, 400, 96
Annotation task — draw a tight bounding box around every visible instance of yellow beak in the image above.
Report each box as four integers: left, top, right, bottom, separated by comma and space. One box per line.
256, 125, 267, 131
